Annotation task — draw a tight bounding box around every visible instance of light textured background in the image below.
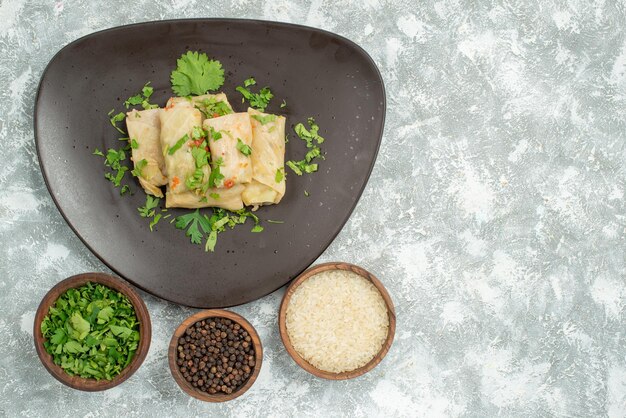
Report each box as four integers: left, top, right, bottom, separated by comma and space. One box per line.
1, 0, 626, 417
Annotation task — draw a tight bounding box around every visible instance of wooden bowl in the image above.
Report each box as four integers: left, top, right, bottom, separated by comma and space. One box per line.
168, 310, 263, 402
33, 272, 151, 391
279, 262, 396, 380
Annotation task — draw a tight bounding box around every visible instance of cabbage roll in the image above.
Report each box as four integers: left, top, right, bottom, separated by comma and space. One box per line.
125, 109, 167, 197
159, 99, 209, 197
242, 108, 286, 207
165, 184, 245, 210
203, 113, 253, 188
168, 93, 233, 121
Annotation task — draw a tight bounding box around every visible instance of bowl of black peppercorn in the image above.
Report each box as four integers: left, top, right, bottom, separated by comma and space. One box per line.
168, 309, 263, 402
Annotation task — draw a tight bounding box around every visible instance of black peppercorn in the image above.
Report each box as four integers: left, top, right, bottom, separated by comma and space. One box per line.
176, 317, 256, 396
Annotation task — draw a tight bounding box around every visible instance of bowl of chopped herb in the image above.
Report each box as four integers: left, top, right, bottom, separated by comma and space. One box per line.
168, 309, 262, 402
34, 272, 151, 391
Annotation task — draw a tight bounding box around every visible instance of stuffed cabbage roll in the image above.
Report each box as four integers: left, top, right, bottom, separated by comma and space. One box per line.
126, 109, 167, 197
242, 108, 286, 207
165, 184, 245, 211
160, 98, 209, 197
203, 113, 253, 188
168, 93, 233, 121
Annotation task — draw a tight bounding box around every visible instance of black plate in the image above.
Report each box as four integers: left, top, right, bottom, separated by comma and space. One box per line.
35, 19, 385, 308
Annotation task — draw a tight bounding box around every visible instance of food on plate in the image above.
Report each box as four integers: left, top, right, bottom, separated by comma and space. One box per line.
203, 112, 254, 188
159, 98, 205, 196
285, 269, 389, 373
166, 184, 245, 211
39, 282, 140, 380
126, 108, 168, 197
97, 50, 328, 251
242, 108, 286, 208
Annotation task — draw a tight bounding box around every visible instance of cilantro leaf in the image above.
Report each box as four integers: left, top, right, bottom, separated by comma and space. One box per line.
209, 157, 225, 187
286, 118, 325, 176
196, 97, 233, 119
275, 167, 284, 183
109, 110, 126, 134
236, 77, 273, 111
130, 138, 139, 149
168, 134, 189, 155
93, 148, 105, 157
138, 195, 160, 218
250, 114, 277, 125
170, 51, 225, 96
131, 159, 148, 178
236, 138, 252, 156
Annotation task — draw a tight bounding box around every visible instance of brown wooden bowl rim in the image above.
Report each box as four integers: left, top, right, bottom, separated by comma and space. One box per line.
278, 262, 396, 380
168, 309, 263, 402
33, 272, 152, 391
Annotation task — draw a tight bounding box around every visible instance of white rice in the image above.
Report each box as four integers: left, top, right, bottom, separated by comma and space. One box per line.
285, 269, 389, 373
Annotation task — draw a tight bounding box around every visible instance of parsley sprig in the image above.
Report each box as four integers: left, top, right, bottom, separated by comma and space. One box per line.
174, 208, 263, 252
236, 77, 273, 111
171, 51, 225, 96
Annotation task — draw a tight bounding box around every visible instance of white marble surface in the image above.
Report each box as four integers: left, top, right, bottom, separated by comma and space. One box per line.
1, 0, 626, 417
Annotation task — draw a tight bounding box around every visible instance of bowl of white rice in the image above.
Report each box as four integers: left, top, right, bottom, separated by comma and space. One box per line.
278, 262, 395, 380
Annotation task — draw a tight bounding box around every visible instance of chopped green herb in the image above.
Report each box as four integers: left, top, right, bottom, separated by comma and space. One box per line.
294, 117, 325, 147
40, 282, 140, 380
280, 99, 287, 108
124, 94, 143, 108
138, 195, 160, 218
304, 190, 310, 197
208, 157, 225, 187
236, 138, 252, 156
130, 139, 139, 149
120, 185, 131, 196
142, 82, 153, 99
267, 220, 284, 224
209, 193, 220, 199
191, 145, 210, 169
168, 134, 189, 155
101, 148, 130, 188
236, 77, 273, 111
192, 126, 206, 140
207, 126, 222, 141
109, 110, 126, 134
251, 225, 264, 233
149, 214, 162, 231
286, 160, 303, 176
286, 118, 325, 176
275, 167, 284, 183
131, 159, 148, 178
93, 148, 105, 157
185, 168, 206, 191
250, 114, 277, 125
170, 51, 225, 96
196, 97, 233, 118
124, 82, 157, 109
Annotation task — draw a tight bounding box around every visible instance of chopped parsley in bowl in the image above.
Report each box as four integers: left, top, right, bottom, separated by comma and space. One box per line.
34, 273, 151, 391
